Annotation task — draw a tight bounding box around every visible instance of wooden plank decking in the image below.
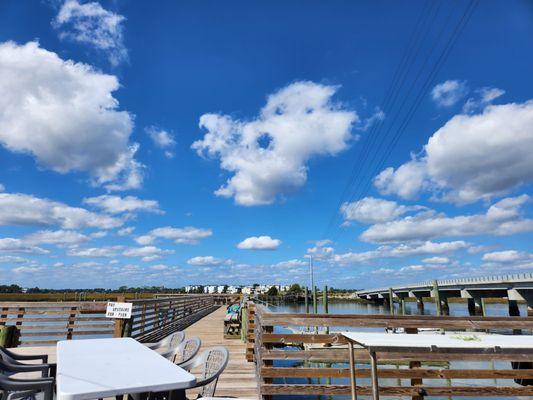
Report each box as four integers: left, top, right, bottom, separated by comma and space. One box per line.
11, 306, 258, 399
185, 306, 258, 399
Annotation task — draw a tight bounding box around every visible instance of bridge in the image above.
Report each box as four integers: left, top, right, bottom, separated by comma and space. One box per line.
356, 273, 533, 316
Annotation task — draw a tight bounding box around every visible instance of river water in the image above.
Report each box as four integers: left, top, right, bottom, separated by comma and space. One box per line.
268, 300, 531, 400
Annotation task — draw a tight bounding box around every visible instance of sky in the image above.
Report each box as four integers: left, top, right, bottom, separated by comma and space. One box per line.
0, 0, 532, 289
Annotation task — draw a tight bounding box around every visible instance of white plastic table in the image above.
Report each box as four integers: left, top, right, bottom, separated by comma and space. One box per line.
57, 338, 196, 400
341, 332, 533, 400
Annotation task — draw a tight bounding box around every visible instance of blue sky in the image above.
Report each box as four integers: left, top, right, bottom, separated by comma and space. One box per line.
0, 0, 532, 289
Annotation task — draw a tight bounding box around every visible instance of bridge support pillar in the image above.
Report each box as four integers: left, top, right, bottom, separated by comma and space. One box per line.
461, 289, 483, 316
508, 288, 533, 316
409, 291, 424, 313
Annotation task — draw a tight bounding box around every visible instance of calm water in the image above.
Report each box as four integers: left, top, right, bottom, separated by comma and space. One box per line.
268, 300, 531, 400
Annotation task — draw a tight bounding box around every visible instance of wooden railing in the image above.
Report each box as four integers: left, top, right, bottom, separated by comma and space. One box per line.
252, 304, 533, 398
0, 295, 218, 347
0, 301, 114, 346
153, 293, 242, 305
130, 296, 217, 342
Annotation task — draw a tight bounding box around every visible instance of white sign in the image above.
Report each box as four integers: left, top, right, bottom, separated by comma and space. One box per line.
106, 302, 133, 319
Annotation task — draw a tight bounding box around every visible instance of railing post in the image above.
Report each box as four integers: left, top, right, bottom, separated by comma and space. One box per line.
113, 296, 126, 338
323, 285, 329, 335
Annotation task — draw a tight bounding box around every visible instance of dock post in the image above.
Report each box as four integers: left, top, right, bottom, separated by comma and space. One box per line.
388, 288, 394, 315
323, 285, 329, 335
432, 280, 442, 316
304, 286, 309, 313
313, 286, 318, 333
401, 299, 406, 315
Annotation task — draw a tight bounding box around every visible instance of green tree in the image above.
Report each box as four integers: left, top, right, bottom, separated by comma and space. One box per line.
266, 286, 279, 296
287, 283, 302, 295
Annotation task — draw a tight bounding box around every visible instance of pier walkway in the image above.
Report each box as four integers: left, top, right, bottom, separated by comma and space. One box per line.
12, 306, 258, 399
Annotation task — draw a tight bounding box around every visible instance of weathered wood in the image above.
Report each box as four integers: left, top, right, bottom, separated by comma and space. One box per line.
260, 384, 533, 396
261, 366, 533, 379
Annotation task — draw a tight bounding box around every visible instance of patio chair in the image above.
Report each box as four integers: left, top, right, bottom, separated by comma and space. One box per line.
180, 347, 229, 398
0, 375, 54, 400
160, 337, 201, 366
145, 332, 185, 351
0, 352, 53, 379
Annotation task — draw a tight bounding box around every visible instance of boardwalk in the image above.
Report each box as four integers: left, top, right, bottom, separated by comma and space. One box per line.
11, 306, 258, 399
185, 306, 258, 398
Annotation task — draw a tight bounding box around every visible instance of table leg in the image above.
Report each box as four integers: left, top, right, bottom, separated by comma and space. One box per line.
348, 341, 357, 400
369, 350, 379, 400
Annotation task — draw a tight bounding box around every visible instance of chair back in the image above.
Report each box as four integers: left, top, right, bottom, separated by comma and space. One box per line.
164, 337, 201, 365
198, 347, 229, 397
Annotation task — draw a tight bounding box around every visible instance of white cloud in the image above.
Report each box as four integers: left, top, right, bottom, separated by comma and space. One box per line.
145, 126, 176, 158
192, 81, 357, 205
0, 238, 49, 255
53, 0, 128, 66
68, 245, 123, 258
0, 256, 28, 264
135, 226, 212, 245
374, 158, 427, 199
122, 246, 173, 262
0, 184, 4, 192
84, 195, 162, 215
422, 256, 450, 264
273, 259, 308, 268
431, 80, 468, 107
0, 193, 122, 229
333, 241, 468, 265
0, 41, 141, 190
25, 230, 90, 246
117, 227, 135, 236
463, 87, 505, 114
482, 250, 531, 263
237, 235, 281, 250
374, 101, 533, 203
360, 195, 533, 243
187, 256, 229, 266
340, 197, 424, 224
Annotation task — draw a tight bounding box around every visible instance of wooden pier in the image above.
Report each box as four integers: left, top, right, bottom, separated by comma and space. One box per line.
10, 305, 258, 399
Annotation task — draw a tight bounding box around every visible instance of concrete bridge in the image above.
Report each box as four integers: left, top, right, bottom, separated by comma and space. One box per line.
356, 273, 533, 316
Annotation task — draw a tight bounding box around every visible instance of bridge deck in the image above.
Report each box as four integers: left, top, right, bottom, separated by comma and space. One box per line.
11, 306, 258, 399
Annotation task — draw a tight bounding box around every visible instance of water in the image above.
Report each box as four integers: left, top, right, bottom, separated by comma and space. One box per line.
267, 300, 531, 400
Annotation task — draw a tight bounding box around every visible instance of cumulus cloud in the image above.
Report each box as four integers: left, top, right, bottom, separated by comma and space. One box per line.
0, 193, 122, 229
135, 226, 212, 245
0, 256, 27, 264
333, 241, 468, 265
53, 0, 128, 66
122, 246, 173, 262
145, 126, 176, 158
68, 245, 123, 258
273, 259, 308, 268
360, 195, 533, 243
192, 81, 357, 205
84, 195, 162, 215
0, 41, 142, 190
117, 227, 135, 236
237, 235, 281, 250
340, 197, 424, 224
186, 256, 230, 266
482, 250, 531, 263
431, 80, 468, 107
25, 230, 90, 246
422, 256, 450, 264
374, 101, 533, 203
0, 238, 49, 255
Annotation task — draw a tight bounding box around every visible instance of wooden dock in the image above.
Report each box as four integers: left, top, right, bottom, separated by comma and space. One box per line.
11, 306, 258, 399
185, 306, 258, 399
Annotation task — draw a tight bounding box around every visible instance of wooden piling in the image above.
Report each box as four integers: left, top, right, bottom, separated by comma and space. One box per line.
323, 285, 329, 335
389, 287, 394, 315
